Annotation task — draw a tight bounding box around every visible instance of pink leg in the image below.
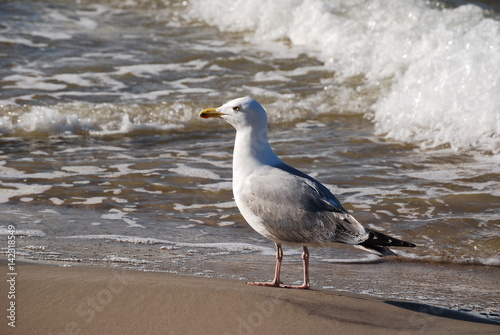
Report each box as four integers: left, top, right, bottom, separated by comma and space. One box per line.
246, 243, 283, 287
282, 246, 310, 289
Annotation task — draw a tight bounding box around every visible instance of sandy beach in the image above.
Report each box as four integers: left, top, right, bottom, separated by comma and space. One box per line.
0, 259, 498, 335
1, 1, 499, 333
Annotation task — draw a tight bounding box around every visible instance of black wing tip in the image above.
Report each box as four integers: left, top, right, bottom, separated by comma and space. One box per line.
372, 246, 398, 257
361, 229, 416, 249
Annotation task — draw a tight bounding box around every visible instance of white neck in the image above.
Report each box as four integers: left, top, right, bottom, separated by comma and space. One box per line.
232, 127, 280, 181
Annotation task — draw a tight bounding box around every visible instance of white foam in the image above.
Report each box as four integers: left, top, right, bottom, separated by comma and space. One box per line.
173, 203, 206, 211
133, 188, 162, 195
0, 164, 69, 180
480, 257, 500, 266
52, 74, 94, 87
0, 36, 47, 48
58, 146, 127, 154
101, 209, 144, 228
31, 30, 72, 40
0, 226, 46, 237
0, 182, 52, 203
0, 102, 190, 137
72, 197, 107, 205
62, 166, 107, 174
16, 106, 94, 135
73, 181, 90, 185
3, 74, 66, 91
397, 250, 500, 266
169, 163, 221, 179
295, 120, 327, 129
180, 223, 198, 228
112, 197, 128, 204
414, 172, 453, 184
103, 255, 151, 264
46, 6, 99, 30
39, 209, 60, 214
63, 234, 275, 254
174, 200, 236, 212
114, 63, 185, 77
74, 17, 98, 30
218, 221, 235, 227
201, 151, 232, 159
201, 181, 232, 192
213, 201, 237, 209
2, 0, 497, 153
189, 0, 500, 152
105, 164, 157, 178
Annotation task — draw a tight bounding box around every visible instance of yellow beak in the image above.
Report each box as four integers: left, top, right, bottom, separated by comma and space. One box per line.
199, 108, 224, 119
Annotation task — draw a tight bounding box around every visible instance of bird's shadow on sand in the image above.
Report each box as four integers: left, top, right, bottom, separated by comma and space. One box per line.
385, 300, 500, 325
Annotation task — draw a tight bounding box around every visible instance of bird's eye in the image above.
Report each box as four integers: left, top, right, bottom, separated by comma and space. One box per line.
232, 106, 240, 111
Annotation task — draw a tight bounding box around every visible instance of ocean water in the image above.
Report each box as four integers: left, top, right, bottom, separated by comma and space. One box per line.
0, 0, 499, 321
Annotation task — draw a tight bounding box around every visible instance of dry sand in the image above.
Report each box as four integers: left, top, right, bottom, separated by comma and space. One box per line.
0, 260, 498, 335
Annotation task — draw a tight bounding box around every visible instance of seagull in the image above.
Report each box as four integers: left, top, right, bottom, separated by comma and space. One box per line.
199, 97, 415, 289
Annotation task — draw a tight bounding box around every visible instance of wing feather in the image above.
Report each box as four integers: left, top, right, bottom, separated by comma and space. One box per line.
239, 164, 368, 245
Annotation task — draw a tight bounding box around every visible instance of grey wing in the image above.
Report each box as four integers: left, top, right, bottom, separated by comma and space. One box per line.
274, 161, 348, 213
241, 165, 369, 246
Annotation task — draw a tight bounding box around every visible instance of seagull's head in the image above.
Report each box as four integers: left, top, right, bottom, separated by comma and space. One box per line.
199, 97, 268, 131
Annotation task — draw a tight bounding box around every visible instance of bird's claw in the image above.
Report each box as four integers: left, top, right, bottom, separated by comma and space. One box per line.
246, 281, 310, 289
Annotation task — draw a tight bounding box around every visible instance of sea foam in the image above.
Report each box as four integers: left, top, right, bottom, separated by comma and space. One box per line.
189, 0, 500, 152
0, 103, 189, 137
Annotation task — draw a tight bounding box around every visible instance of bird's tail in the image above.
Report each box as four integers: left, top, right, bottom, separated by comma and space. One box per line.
357, 229, 416, 256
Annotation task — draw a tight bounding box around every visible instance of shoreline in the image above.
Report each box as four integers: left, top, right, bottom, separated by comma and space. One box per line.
1, 259, 498, 334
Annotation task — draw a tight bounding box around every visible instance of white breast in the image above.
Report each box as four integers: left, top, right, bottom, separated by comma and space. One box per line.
233, 189, 277, 242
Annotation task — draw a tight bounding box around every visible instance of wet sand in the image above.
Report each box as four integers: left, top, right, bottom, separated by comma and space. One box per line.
0, 259, 498, 335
